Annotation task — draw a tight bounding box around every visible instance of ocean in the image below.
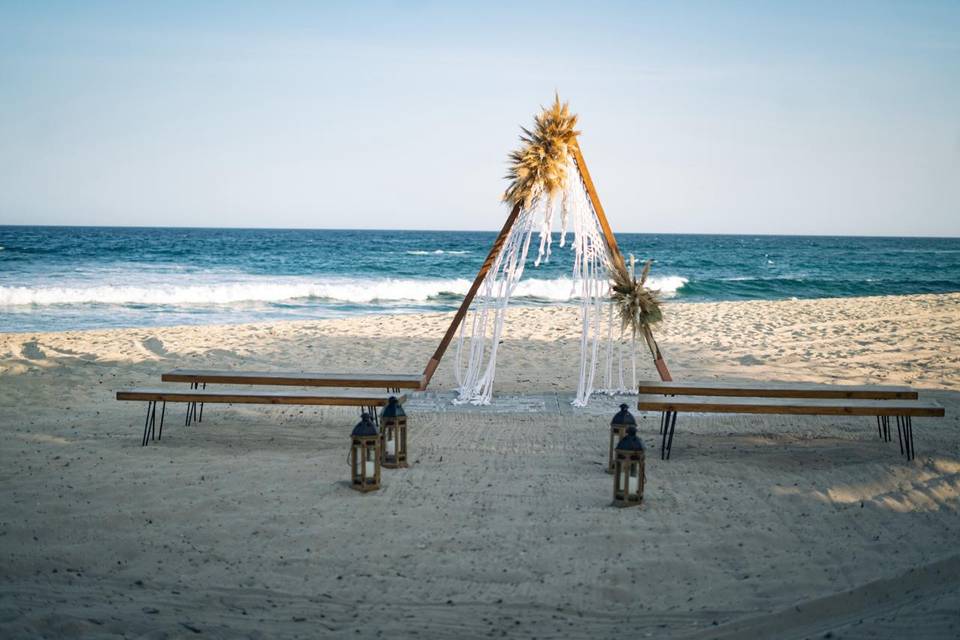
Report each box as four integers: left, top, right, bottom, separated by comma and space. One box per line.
1, 226, 958, 333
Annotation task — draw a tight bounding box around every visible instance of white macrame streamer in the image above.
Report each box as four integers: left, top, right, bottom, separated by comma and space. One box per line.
454, 157, 639, 406
453, 201, 538, 405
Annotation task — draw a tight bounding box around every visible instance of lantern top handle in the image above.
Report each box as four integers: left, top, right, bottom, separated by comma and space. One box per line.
616, 426, 645, 451
382, 396, 406, 418
612, 405, 637, 426
352, 413, 378, 437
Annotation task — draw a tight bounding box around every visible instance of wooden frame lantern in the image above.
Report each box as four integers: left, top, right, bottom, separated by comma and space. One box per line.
380, 396, 408, 469
613, 426, 645, 507
608, 404, 637, 473
350, 413, 381, 492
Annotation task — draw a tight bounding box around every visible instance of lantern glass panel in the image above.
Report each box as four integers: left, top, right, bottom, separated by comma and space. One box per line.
381, 397, 408, 469
350, 413, 381, 493
612, 425, 645, 507
608, 424, 627, 473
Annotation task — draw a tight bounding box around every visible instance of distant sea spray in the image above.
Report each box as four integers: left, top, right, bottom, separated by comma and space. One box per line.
0, 226, 957, 332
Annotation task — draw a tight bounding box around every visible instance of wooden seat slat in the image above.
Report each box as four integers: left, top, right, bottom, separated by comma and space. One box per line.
637, 394, 944, 417
637, 380, 917, 400
162, 369, 423, 389
117, 387, 405, 407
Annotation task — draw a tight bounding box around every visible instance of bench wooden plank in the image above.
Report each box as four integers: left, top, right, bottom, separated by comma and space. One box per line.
637, 380, 917, 400
162, 369, 424, 389
637, 394, 944, 417
117, 388, 406, 407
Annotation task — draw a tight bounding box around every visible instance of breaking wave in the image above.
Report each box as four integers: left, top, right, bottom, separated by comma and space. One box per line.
405, 250, 471, 256
0, 275, 688, 307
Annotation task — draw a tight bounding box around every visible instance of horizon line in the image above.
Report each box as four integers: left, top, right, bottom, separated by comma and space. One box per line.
0, 223, 958, 241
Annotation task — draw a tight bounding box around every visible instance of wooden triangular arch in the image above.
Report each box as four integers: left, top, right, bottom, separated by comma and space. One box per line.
420, 141, 672, 389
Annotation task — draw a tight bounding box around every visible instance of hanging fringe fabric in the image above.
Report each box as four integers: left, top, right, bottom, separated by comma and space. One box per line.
453, 201, 538, 405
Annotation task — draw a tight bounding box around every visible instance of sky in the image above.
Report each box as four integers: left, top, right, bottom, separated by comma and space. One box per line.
0, 1, 957, 236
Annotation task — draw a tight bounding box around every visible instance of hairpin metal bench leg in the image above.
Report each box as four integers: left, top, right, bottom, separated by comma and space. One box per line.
149, 401, 158, 441
902, 416, 909, 460
911, 417, 916, 461
660, 410, 671, 460
158, 401, 166, 440
877, 416, 882, 440
198, 383, 205, 422
665, 412, 678, 460
191, 382, 198, 424
896, 416, 904, 456
185, 382, 198, 426
141, 402, 148, 446
141, 401, 155, 446
905, 416, 915, 461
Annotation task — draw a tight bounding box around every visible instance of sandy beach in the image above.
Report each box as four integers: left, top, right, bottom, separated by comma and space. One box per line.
1, 293, 959, 638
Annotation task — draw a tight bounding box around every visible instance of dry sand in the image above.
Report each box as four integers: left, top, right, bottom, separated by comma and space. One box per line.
1, 293, 958, 638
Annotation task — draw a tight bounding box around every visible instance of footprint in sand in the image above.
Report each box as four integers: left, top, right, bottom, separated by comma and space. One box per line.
141, 337, 170, 357
21, 340, 46, 360
737, 354, 765, 366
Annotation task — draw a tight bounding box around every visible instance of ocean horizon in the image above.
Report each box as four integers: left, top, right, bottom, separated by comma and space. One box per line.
2, 224, 959, 333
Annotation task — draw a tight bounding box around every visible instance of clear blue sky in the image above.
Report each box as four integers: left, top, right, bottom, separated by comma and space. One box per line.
0, 1, 957, 235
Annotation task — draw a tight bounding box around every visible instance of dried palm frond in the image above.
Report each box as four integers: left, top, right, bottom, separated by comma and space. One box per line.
504, 94, 581, 208
610, 255, 663, 340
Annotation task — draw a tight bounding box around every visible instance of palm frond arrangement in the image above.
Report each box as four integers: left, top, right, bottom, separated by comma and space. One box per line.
503, 94, 581, 208
610, 255, 663, 340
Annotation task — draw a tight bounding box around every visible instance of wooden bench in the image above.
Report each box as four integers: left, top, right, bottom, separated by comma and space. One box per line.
637, 380, 918, 400
117, 387, 406, 447
162, 369, 424, 389
635, 381, 944, 461
160, 369, 423, 425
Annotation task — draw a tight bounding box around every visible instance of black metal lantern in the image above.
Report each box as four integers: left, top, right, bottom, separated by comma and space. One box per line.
380, 396, 408, 469
613, 425, 645, 507
350, 413, 381, 492
608, 404, 637, 473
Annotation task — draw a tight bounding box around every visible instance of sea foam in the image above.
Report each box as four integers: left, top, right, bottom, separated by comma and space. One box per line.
0, 275, 687, 307
405, 250, 470, 255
